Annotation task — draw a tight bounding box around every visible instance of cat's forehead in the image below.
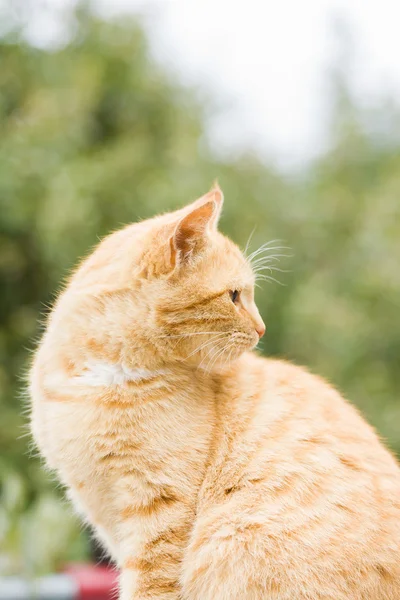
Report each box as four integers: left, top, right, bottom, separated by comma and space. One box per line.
207, 234, 254, 280
215, 232, 247, 261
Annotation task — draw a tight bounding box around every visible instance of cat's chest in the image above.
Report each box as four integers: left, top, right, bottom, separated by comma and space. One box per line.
38, 357, 216, 486
77, 362, 214, 455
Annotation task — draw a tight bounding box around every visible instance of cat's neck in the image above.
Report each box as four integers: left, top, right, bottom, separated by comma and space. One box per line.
73, 356, 220, 388
73, 359, 170, 387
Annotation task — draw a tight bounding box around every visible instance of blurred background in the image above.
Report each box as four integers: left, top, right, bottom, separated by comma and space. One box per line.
1, 0, 400, 581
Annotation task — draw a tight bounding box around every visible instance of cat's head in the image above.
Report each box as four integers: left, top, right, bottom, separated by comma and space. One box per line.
67, 186, 265, 369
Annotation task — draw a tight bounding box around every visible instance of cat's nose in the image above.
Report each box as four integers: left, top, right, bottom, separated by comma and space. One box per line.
256, 324, 266, 339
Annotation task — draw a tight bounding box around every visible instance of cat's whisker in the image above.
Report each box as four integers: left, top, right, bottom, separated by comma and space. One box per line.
216, 347, 232, 372
249, 243, 291, 253
17, 429, 34, 441
222, 338, 237, 369
247, 240, 288, 263
255, 274, 287, 286
205, 334, 238, 373
227, 341, 239, 367
253, 264, 280, 273
251, 244, 290, 254
198, 335, 231, 371
204, 343, 228, 374
198, 339, 226, 371
247, 238, 283, 257
212, 337, 239, 372
159, 331, 228, 339
197, 340, 220, 371
225, 347, 234, 368
167, 331, 228, 357
185, 332, 230, 359
250, 251, 291, 265
162, 330, 228, 353
251, 258, 280, 269
250, 250, 292, 267
249, 249, 287, 264
243, 226, 257, 257
253, 266, 291, 274
252, 259, 281, 271
250, 257, 291, 272
251, 252, 283, 262
252, 250, 292, 260
186, 332, 229, 351
162, 331, 228, 352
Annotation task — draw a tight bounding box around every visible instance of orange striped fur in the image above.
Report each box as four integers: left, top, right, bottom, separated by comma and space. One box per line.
30, 187, 400, 599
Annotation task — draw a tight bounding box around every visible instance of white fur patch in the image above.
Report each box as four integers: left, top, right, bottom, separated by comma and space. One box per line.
73, 361, 166, 387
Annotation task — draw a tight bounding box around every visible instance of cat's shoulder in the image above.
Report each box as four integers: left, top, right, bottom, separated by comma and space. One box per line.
235, 352, 373, 433
239, 352, 349, 409
242, 351, 333, 388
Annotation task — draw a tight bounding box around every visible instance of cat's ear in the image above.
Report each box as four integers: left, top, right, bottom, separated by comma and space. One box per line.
169, 186, 223, 268
191, 184, 224, 230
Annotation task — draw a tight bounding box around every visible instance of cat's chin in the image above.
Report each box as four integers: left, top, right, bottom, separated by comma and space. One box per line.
230, 333, 259, 356
237, 332, 260, 352
194, 336, 256, 371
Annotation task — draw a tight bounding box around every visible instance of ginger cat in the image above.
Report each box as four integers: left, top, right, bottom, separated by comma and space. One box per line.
30, 187, 400, 599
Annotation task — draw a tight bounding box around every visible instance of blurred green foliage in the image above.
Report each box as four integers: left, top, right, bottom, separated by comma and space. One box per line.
1, 4, 399, 576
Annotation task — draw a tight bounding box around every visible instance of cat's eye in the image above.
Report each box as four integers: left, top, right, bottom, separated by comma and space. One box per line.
230, 290, 240, 304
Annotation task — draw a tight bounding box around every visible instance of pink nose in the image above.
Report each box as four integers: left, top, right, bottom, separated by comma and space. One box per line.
256, 324, 266, 339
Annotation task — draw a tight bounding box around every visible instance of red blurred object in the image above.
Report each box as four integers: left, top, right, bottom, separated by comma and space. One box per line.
64, 564, 118, 600
0, 564, 118, 600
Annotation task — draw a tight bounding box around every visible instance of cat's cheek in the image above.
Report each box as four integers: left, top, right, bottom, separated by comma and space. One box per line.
241, 329, 259, 351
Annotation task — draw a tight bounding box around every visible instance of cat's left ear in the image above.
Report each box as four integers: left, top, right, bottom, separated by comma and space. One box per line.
170, 186, 223, 267
191, 184, 224, 230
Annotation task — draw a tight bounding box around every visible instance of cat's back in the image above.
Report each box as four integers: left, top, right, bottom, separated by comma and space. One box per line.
187, 354, 400, 599
222, 352, 400, 479
216, 353, 400, 511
